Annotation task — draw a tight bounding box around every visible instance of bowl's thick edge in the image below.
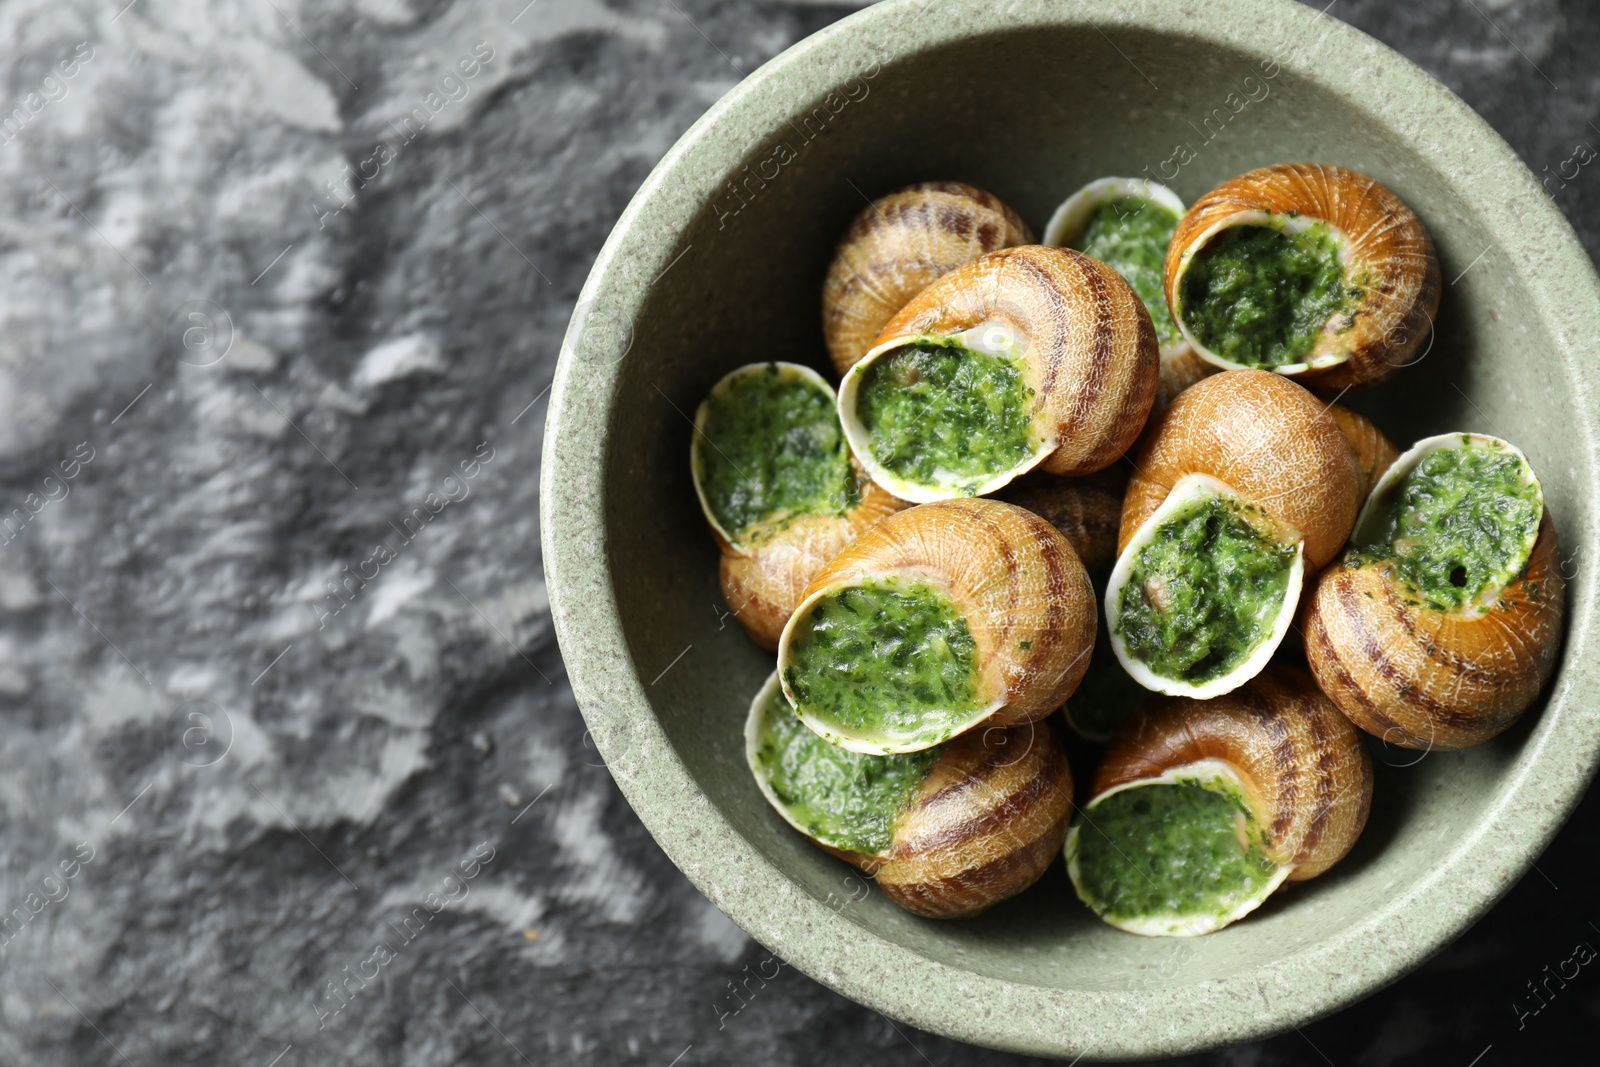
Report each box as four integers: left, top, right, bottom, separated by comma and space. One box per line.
540, 0, 1600, 1057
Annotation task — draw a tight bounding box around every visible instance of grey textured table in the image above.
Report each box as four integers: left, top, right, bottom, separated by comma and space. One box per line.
1, 1, 1595, 1064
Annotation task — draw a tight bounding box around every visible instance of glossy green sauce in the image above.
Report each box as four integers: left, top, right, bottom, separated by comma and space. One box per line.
1116, 494, 1296, 684
1179, 222, 1359, 367
1359, 438, 1543, 609
784, 578, 984, 743
1074, 779, 1278, 923
754, 687, 942, 855
855, 342, 1035, 493
697, 365, 856, 542
1072, 197, 1181, 345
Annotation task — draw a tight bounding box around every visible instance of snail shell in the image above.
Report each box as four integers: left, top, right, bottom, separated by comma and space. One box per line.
837, 245, 1159, 502
777, 498, 1096, 754
746, 672, 1074, 919
822, 182, 1034, 377
999, 465, 1129, 579
1118, 369, 1363, 568
1066, 665, 1373, 936
1165, 163, 1440, 391
1328, 403, 1400, 500
1304, 434, 1564, 750
693, 362, 906, 648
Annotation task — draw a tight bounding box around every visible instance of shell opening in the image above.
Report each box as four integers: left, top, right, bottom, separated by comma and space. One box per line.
692, 362, 855, 552
837, 330, 1051, 504
777, 573, 1001, 754
1172, 211, 1361, 375
1105, 474, 1305, 699
1066, 760, 1291, 937
1350, 432, 1544, 613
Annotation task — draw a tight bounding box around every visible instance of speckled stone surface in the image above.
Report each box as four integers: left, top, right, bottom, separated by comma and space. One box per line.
5, 0, 1599, 1064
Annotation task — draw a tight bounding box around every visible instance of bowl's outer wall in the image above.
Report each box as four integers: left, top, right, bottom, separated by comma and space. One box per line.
541, 0, 1600, 1058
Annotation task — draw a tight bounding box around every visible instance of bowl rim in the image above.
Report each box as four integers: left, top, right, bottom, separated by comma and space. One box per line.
540, 0, 1600, 1057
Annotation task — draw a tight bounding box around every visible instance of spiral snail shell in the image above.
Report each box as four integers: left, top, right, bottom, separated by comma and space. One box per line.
692, 362, 905, 648
1165, 163, 1440, 391
1328, 403, 1400, 499
1304, 433, 1564, 750
777, 498, 1096, 754
1000, 465, 1128, 579
747, 672, 1074, 919
1066, 665, 1373, 936
1106, 370, 1362, 698
822, 182, 1034, 377
837, 245, 1159, 503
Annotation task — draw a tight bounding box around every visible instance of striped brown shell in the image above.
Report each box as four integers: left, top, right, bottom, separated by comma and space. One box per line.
999, 465, 1128, 579
1304, 511, 1565, 750
822, 182, 1033, 376
1328, 404, 1400, 500
872, 720, 1074, 918
1165, 163, 1441, 391
720, 476, 906, 649
1154, 345, 1218, 422
1120, 369, 1363, 568
1093, 665, 1373, 881
779, 498, 1096, 748
850, 245, 1159, 483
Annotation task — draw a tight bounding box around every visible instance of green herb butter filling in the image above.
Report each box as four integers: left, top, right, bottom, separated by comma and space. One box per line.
753, 684, 942, 855
784, 577, 985, 745
1179, 222, 1360, 368
696, 364, 856, 543
1358, 437, 1543, 610
1116, 494, 1296, 685
854, 342, 1036, 494
1071, 197, 1182, 346
1072, 779, 1279, 927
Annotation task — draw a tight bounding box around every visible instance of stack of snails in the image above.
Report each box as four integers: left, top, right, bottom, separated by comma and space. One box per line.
688, 168, 1565, 934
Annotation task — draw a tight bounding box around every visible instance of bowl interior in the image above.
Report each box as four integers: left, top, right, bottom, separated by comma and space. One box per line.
550, 2, 1598, 1057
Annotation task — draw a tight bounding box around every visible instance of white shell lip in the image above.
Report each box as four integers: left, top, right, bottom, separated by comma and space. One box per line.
691, 361, 838, 553
775, 571, 1006, 755
1065, 759, 1293, 938
1104, 473, 1306, 700
1043, 176, 1191, 363
744, 669, 892, 859
1168, 209, 1357, 377
837, 326, 1052, 505
1351, 431, 1544, 613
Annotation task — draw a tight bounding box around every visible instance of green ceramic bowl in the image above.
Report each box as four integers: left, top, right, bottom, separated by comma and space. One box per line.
542, 0, 1600, 1057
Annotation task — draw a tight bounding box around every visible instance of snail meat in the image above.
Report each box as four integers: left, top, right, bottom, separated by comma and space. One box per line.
1066, 667, 1372, 936
838, 245, 1159, 502
1306, 433, 1564, 749
747, 671, 1074, 919
777, 498, 1096, 754
1166, 163, 1441, 390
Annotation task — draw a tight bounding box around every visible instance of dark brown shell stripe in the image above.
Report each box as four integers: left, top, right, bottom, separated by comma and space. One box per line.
875, 725, 1074, 919
1304, 513, 1565, 750
1000, 466, 1127, 577
1092, 666, 1372, 884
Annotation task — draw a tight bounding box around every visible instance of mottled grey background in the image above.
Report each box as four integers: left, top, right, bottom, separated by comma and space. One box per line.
0, 0, 1593, 1064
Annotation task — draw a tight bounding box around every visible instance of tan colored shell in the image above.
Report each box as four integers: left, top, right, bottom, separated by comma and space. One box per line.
720, 476, 906, 649
1304, 510, 1564, 751
1093, 665, 1373, 881
1000, 465, 1128, 578
1328, 404, 1400, 500
1165, 163, 1441, 391
778, 498, 1096, 750
845, 245, 1159, 491
1120, 369, 1363, 568
1154, 346, 1218, 419
822, 182, 1034, 376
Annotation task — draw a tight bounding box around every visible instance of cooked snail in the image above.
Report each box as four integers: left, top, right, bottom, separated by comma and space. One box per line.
1066, 665, 1372, 936
1328, 403, 1400, 499
1165, 163, 1440, 391
747, 671, 1073, 919
837, 245, 1159, 502
777, 498, 1096, 754
822, 182, 1033, 377
1305, 433, 1564, 749
1107, 370, 1362, 698
693, 362, 904, 648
